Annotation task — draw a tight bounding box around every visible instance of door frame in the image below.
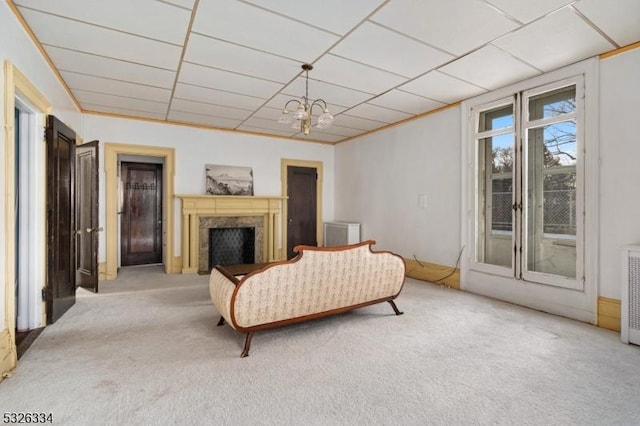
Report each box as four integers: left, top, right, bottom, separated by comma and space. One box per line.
281, 159, 323, 259
2, 62, 51, 375
104, 143, 175, 279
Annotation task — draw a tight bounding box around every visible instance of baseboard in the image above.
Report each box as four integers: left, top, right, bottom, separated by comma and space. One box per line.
597, 296, 621, 332
0, 328, 17, 381
404, 258, 460, 289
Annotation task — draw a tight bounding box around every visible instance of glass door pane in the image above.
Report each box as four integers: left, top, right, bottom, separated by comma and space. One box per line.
476, 104, 514, 269
525, 86, 577, 279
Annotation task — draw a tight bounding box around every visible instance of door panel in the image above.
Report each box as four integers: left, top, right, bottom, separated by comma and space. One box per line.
121, 162, 163, 266
46, 115, 76, 324
287, 166, 317, 259
76, 140, 99, 292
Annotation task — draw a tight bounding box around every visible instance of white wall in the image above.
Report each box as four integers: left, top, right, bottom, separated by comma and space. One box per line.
334, 107, 462, 266
599, 48, 640, 299
0, 3, 81, 327
81, 115, 335, 260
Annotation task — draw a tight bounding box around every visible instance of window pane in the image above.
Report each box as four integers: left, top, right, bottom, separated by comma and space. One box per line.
528, 85, 576, 121
478, 104, 513, 132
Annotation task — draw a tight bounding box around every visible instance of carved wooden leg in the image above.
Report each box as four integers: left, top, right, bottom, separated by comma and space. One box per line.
388, 300, 404, 315
216, 316, 225, 326
241, 332, 255, 358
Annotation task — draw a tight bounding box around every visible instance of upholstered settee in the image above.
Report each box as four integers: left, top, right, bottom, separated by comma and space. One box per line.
209, 240, 406, 357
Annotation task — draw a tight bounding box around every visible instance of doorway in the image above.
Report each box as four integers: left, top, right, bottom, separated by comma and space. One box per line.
14, 98, 46, 338
120, 161, 163, 266
104, 143, 175, 280
281, 159, 323, 260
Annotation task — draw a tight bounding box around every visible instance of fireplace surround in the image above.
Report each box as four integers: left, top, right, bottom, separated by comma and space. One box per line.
177, 195, 285, 274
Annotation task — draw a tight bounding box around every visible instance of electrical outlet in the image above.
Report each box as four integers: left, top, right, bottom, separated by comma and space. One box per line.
418, 194, 427, 209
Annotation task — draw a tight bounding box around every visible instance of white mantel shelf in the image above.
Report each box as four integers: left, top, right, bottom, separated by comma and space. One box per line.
176, 195, 286, 274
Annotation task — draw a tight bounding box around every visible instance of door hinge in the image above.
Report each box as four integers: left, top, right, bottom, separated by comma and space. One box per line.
41, 287, 50, 301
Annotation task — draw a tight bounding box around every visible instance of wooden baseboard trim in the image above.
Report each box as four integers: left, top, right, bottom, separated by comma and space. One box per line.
0, 329, 17, 381
98, 262, 115, 280
598, 296, 621, 332
404, 258, 460, 289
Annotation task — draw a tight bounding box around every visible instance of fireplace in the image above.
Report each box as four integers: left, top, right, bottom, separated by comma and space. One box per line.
198, 215, 264, 274
208, 227, 256, 271
177, 195, 285, 274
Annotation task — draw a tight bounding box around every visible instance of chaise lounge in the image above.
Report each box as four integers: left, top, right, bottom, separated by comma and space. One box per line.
209, 240, 406, 357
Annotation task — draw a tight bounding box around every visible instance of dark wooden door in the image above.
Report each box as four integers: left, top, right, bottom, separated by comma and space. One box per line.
76, 140, 99, 292
46, 115, 76, 324
121, 162, 163, 266
287, 166, 317, 259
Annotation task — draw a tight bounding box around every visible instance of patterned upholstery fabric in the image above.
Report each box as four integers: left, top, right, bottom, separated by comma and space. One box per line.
209, 242, 405, 330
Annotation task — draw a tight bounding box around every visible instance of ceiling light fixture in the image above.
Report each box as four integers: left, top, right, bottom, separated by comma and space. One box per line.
277, 63, 334, 135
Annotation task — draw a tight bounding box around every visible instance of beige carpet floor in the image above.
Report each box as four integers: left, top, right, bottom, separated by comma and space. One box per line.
1, 266, 639, 425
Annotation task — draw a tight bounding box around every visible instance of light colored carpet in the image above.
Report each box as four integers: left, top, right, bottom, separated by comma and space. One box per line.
1, 267, 639, 425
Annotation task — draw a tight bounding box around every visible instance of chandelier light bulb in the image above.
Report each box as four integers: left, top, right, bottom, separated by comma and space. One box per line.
278, 110, 293, 124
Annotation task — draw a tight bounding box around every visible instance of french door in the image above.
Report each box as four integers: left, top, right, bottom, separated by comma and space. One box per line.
472, 77, 584, 291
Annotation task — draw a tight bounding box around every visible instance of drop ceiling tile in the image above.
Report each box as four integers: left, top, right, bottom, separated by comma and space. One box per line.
16, 0, 191, 44
575, 0, 640, 47
73, 90, 169, 114
345, 103, 413, 123
439, 45, 541, 90
485, 0, 574, 23
245, 0, 385, 35
371, 0, 519, 55
193, 0, 339, 62
168, 110, 242, 129
19, 8, 182, 70
333, 114, 387, 131
45, 46, 176, 88
399, 71, 487, 104
331, 22, 453, 78
174, 83, 267, 110
184, 34, 300, 83
83, 104, 167, 120
61, 71, 172, 103
275, 78, 372, 109
311, 55, 407, 94
368, 90, 445, 114
170, 99, 253, 121
251, 106, 288, 121
242, 117, 301, 132
161, 0, 194, 9
178, 62, 283, 99
493, 7, 615, 72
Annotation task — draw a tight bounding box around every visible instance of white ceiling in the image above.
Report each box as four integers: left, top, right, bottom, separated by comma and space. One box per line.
10, 0, 640, 144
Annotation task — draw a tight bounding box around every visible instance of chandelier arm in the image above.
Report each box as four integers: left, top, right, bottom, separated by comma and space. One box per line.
310, 99, 328, 113
283, 99, 302, 111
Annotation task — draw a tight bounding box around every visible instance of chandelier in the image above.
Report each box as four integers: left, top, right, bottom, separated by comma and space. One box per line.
277, 63, 334, 135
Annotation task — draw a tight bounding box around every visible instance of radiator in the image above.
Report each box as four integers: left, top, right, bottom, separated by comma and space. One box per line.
323, 222, 360, 247
622, 246, 640, 345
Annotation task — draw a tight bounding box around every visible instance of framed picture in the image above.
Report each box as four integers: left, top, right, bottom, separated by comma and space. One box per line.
205, 164, 254, 196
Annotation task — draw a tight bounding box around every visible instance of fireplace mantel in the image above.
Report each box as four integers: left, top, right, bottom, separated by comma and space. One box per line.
177, 195, 286, 273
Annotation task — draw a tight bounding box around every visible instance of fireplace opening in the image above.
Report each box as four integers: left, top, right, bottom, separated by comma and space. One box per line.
208, 227, 256, 271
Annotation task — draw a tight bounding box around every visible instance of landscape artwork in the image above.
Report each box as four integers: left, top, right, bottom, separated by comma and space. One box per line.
205, 164, 254, 196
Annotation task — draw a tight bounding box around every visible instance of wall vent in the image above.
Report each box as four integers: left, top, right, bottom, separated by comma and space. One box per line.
323, 222, 360, 247
622, 245, 640, 345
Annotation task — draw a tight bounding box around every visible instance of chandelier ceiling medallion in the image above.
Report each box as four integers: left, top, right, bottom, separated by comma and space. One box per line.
277, 63, 334, 135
